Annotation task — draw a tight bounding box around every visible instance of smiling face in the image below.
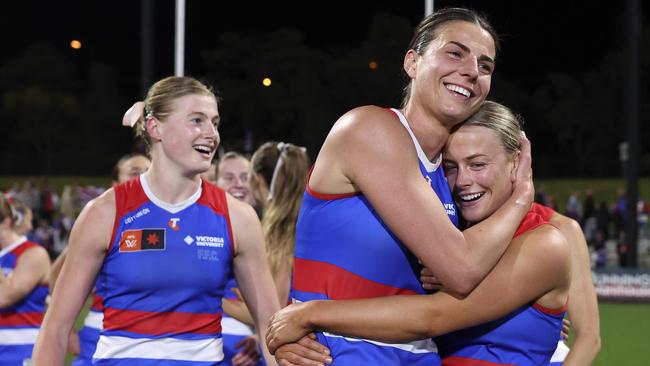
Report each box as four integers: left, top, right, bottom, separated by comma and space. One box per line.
405, 21, 495, 127
443, 125, 516, 225
149, 94, 220, 177
117, 155, 151, 184
217, 156, 254, 205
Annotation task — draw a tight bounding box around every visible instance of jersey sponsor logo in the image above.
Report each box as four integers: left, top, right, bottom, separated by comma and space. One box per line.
123, 207, 151, 225
197, 248, 220, 261
443, 203, 456, 216
168, 218, 180, 231
195, 235, 225, 248
119, 229, 166, 252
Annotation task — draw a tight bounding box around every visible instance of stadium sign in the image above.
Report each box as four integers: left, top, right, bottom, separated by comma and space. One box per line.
593, 268, 650, 302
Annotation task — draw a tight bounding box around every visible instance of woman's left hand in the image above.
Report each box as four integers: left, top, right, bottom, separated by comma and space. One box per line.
266, 302, 315, 354
561, 318, 571, 343
274, 334, 332, 366
420, 267, 443, 291
232, 335, 261, 366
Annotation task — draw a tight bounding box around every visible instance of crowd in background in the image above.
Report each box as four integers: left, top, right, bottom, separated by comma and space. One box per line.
4, 181, 82, 259
3, 174, 649, 270
535, 186, 650, 268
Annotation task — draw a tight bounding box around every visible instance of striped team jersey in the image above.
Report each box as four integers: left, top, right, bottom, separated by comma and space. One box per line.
71, 291, 103, 366
292, 108, 457, 365
0, 237, 49, 365
436, 203, 567, 366
93, 176, 234, 365
220, 277, 262, 366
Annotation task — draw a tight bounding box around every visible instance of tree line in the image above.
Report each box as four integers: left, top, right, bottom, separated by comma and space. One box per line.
1, 13, 649, 177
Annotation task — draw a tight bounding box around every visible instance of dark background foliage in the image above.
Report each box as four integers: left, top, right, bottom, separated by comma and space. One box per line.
1, 0, 648, 177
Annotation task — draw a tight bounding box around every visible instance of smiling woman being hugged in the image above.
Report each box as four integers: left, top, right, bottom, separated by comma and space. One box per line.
33, 76, 280, 366
267, 101, 571, 366
273, 7, 535, 366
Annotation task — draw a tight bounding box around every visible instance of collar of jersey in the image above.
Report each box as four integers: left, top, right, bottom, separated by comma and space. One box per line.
140, 175, 202, 214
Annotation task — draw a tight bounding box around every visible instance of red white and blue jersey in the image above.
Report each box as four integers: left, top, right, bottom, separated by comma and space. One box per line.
0, 237, 49, 365
71, 291, 103, 366
92, 176, 234, 365
435, 203, 567, 366
292, 108, 457, 365
220, 277, 263, 366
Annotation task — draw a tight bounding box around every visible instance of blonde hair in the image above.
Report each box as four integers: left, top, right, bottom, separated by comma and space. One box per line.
9, 197, 30, 230
256, 142, 310, 277
134, 76, 218, 150
462, 100, 522, 157
216, 151, 248, 179
0, 194, 17, 225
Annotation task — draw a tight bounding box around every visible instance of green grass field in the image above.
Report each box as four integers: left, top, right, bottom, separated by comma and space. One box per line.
536, 178, 650, 210
2, 176, 649, 222
594, 302, 650, 366
62, 302, 648, 365
2, 176, 650, 204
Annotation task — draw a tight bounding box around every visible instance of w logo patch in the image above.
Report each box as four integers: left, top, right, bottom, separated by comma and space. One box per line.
119, 229, 166, 252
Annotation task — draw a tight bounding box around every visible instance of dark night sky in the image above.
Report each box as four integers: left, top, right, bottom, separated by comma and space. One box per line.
1, 0, 648, 177
1, 0, 642, 99
0, 0, 650, 174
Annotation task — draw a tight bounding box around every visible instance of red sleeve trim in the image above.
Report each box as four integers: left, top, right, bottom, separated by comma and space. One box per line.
108, 179, 148, 253
532, 301, 569, 315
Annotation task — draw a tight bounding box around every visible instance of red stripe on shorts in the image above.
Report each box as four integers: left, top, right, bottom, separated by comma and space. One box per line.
293, 257, 417, 299
0, 311, 43, 326
103, 307, 222, 335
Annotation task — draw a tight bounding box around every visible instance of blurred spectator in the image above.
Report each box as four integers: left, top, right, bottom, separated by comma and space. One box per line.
583, 215, 597, 244
565, 190, 583, 222
77, 185, 105, 208
31, 182, 44, 221
638, 199, 649, 239
32, 218, 55, 258
216, 152, 256, 208
9, 197, 34, 237
583, 188, 596, 224
617, 232, 628, 267
110, 153, 151, 184
39, 181, 59, 223
612, 189, 627, 238
581, 189, 597, 242
590, 229, 607, 268
7, 182, 20, 199
534, 184, 549, 206
51, 185, 79, 256
0, 193, 51, 365
595, 201, 611, 240
17, 181, 38, 214
59, 185, 79, 219
546, 195, 558, 211
214, 151, 262, 366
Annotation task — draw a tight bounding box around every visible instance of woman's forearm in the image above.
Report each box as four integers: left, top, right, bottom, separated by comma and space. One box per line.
307, 296, 441, 343
564, 331, 601, 366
